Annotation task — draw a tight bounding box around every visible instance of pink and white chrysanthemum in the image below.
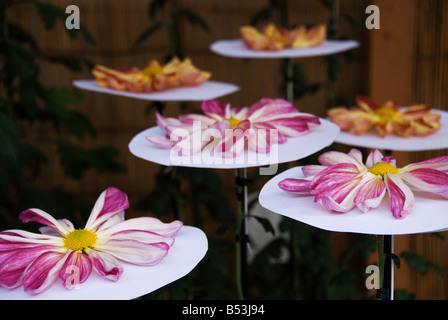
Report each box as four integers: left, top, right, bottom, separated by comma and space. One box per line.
146, 98, 321, 157
0, 187, 183, 295
278, 149, 448, 219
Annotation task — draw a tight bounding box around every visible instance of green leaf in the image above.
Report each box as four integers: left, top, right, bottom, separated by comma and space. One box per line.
401, 251, 447, 276
34, 1, 67, 29
6, 21, 39, 51
57, 141, 125, 179
179, 9, 210, 32
42, 87, 96, 139
18, 142, 48, 174
0, 112, 24, 160
250, 215, 276, 236
148, 0, 168, 19
134, 22, 163, 47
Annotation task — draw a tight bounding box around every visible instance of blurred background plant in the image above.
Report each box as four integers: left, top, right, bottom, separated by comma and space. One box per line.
0, 0, 125, 229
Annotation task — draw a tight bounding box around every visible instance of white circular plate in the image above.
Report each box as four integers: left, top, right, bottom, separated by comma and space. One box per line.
73, 80, 240, 102
128, 119, 340, 170
210, 39, 360, 59
259, 167, 448, 235
0, 226, 207, 300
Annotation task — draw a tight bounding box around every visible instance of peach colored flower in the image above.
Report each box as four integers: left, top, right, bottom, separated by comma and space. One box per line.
92, 57, 211, 93
240, 23, 326, 51
328, 96, 441, 138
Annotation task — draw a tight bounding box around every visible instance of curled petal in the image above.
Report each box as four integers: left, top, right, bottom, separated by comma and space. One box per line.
39, 219, 74, 236
59, 251, 92, 289
94, 240, 170, 266
318, 150, 366, 170
301, 165, 327, 178
85, 187, 129, 231
89, 250, 123, 281
201, 100, 227, 120
145, 135, 175, 149
356, 95, 378, 112
314, 178, 363, 213
240, 26, 270, 51
354, 174, 387, 212
171, 58, 211, 86
289, 24, 326, 48
365, 149, 385, 168
311, 163, 362, 193
385, 173, 415, 219
155, 112, 185, 131
19, 209, 73, 236
278, 178, 312, 195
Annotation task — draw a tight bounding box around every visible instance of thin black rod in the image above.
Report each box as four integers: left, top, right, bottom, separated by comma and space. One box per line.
235, 168, 248, 300
382, 235, 394, 300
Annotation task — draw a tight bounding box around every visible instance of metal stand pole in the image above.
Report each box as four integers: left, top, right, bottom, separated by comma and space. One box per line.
377, 235, 394, 300
235, 167, 249, 300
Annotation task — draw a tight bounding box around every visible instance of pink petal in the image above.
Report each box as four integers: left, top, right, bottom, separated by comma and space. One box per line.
145, 135, 174, 149
314, 178, 363, 212
201, 100, 227, 120
179, 113, 217, 127
97, 216, 182, 238
109, 230, 175, 247
318, 150, 365, 170
89, 250, 123, 281
22, 251, 69, 295
301, 165, 327, 177
365, 149, 385, 168
248, 98, 297, 121
401, 156, 448, 173
278, 178, 312, 195
398, 169, 448, 198
59, 251, 92, 289
85, 187, 129, 231
311, 163, 362, 193
354, 174, 387, 212
94, 239, 170, 266
19, 209, 73, 236
39, 219, 74, 236
0, 244, 58, 289
385, 173, 415, 219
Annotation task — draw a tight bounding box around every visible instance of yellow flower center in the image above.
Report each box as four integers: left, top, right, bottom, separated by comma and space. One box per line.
374, 107, 397, 122
142, 64, 164, 78
368, 162, 398, 178
63, 229, 97, 252
228, 118, 241, 128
